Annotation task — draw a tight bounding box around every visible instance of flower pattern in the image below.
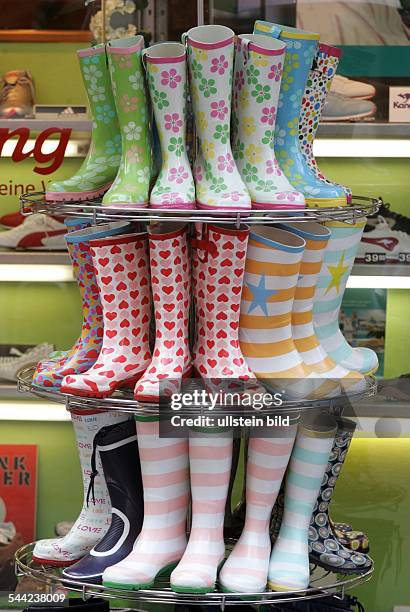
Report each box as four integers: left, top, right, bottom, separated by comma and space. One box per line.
168, 136, 184, 157
210, 100, 229, 120
217, 153, 235, 173
161, 68, 182, 89
213, 124, 230, 144
124, 121, 142, 141
268, 62, 283, 82
169, 166, 189, 184
96, 104, 115, 124
164, 112, 183, 133
252, 84, 271, 103
211, 55, 228, 75
261, 106, 276, 126
199, 77, 217, 98
120, 94, 138, 113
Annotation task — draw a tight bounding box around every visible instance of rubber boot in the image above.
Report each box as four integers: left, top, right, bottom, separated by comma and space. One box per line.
313, 220, 379, 374
103, 417, 189, 590
253, 21, 347, 208
268, 414, 337, 591
191, 224, 255, 383
61, 230, 152, 398
299, 44, 351, 202
308, 417, 373, 574
171, 430, 233, 594
134, 224, 192, 403
34, 217, 93, 375
62, 419, 144, 584
32, 221, 130, 390
46, 45, 121, 201
278, 221, 365, 394
186, 25, 251, 210
232, 34, 305, 210
223, 436, 241, 539
102, 36, 151, 208
33, 410, 128, 566
239, 225, 339, 399
219, 424, 297, 593
144, 42, 195, 209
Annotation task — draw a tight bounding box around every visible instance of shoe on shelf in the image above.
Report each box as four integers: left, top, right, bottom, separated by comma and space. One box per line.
0, 70, 35, 118
0, 214, 67, 250
0, 211, 25, 228
330, 75, 376, 100
322, 93, 377, 122
367, 202, 410, 234
0, 343, 54, 382
358, 215, 410, 264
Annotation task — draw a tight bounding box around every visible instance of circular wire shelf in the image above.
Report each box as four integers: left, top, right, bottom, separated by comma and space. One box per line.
20, 192, 381, 226
18, 366, 377, 418
16, 543, 373, 608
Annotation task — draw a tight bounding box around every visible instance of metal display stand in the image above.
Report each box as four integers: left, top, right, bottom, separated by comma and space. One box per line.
16, 193, 380, 608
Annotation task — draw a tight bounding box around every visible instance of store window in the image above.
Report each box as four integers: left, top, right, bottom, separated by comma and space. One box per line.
0, 2, 409, 612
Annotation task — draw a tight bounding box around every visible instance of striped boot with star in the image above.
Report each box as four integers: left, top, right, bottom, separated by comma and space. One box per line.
239, 225, 339, 399
278, 221, 365, 394
61, 230, 152, 398
134, 224, 192, 403
313, 221, 378, 375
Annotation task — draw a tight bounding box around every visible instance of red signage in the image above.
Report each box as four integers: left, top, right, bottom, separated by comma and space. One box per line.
0, 127, 71, 174
0, 444, 38, 543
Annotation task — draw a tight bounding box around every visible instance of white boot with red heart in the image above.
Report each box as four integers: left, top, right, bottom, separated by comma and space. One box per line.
61, 232, 152, 398
192, 224, 256, 386
134, 224, 192, 403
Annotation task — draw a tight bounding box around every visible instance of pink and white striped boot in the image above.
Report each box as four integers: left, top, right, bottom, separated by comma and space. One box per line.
219, 425, 297, 593
171, 430, 233, 593
191, 224, 256, 384
61, 233, 152, 398
103, 418, 189, 589
134, 224, 192, 403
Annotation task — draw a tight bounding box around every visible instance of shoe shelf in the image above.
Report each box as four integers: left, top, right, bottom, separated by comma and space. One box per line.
352, 263, 410, 277
17, 366, 377, 418
317, 121, 410, 140
20, 193, 381, 227
0, 118, 92, 132
0, 250, 70, 265
15, 543, 373, 609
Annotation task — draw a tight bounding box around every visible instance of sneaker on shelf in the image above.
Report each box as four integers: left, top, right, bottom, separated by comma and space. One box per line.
330, 75, 376, 100
367, 202, 410, 234
378, 374, 410, 401
55, 521, 74, 537
0, 211, 26, 229
0, 214, 67, 250
357, 216, 410, 264
322, 93, 377, 122
0, 70, 35, 118
0, 343, 54, 382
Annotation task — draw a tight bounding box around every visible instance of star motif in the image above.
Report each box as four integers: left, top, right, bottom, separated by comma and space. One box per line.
326, 252, 349, 294
246, 275, 277, 316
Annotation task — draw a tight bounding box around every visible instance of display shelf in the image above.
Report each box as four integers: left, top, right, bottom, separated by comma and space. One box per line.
0, 250, 70, 265
15, 543, 373, 609
17, 366, 377, 418
352, 263, 410, 277
0, 119, 92, 132
317, 122, 410, 139
0, 382, 25, 398
20, 192, 381, 226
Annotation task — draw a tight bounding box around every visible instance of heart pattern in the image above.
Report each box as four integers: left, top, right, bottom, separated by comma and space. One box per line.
33, 224, 104, 389
192, 225, 256, 384
61, 233, 152, 399
135, 227, 192, 402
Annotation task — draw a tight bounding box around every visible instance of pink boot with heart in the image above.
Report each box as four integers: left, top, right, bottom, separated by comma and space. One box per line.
134, 224, 192, 403
191, 224, 256, 384
61, 232, 152, 398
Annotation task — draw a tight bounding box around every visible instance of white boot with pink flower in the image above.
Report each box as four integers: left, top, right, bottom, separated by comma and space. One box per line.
186, 25, 251, 211
144, 42, 195, 209
232, 34, 305, 210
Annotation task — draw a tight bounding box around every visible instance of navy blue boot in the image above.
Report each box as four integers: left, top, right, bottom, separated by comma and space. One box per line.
62, 418, 143, 584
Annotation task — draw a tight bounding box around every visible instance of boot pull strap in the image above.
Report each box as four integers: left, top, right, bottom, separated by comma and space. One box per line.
191, 224, 218, 263
240, 38, 251, 66
86, 427, 106, 507
140, 48, 148, 74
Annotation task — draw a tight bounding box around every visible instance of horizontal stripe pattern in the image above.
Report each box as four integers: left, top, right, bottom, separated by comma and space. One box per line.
268, 426, 335, 590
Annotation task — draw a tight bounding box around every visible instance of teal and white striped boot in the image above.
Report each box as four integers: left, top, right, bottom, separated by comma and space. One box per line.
268, 417, 336, 591
46, 44, 121, 202
253, 21, 347, 208
313, 220, 379, 375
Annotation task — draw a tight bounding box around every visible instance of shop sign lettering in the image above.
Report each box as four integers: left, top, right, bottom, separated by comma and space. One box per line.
0, 127, 71, 174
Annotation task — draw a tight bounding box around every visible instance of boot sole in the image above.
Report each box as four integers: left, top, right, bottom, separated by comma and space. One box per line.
45, 183, 112, 202
32, 555, 81, 567
60, 371, 145, 399
309, 555, 373, 576
103, 561, 179, 591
